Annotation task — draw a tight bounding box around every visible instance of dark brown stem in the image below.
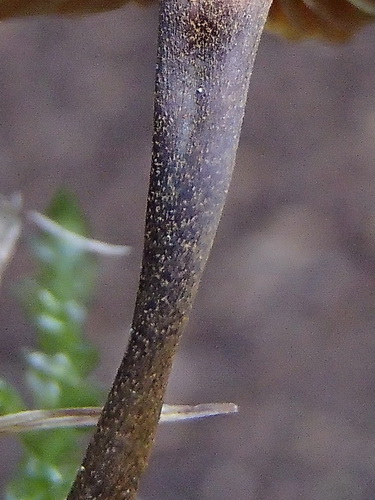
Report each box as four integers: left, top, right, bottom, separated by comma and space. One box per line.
67, 0, 271, 498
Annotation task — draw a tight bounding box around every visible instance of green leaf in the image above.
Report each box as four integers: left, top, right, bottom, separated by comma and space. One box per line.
0, 379, 24, 415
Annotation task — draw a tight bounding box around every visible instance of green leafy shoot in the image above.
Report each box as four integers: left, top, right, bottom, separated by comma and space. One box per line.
2, 190, 104, 500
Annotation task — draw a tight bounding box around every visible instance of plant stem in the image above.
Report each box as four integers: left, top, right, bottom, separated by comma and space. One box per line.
67, 1, 272, 498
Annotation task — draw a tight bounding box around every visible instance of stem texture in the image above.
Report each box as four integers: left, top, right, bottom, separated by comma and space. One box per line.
68, 1, 272, 498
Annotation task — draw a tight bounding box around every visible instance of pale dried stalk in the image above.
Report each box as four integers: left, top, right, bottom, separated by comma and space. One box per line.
0, 403, 238, 434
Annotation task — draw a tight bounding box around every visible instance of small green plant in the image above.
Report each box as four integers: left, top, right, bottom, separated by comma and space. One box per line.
1, 190, 103, 500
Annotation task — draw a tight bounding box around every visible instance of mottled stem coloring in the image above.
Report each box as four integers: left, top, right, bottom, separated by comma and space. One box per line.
67, 0, 272, 498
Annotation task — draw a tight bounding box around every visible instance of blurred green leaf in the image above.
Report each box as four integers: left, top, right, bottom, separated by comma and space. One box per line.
4, 189, 104, 500
0, 379, 24, 415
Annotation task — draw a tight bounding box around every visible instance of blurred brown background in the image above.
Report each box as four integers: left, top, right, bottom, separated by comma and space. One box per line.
0, 4, 375, 499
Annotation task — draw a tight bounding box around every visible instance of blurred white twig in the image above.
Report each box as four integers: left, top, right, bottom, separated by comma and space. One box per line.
0, 193, 22, 281
28, 210, 131, 257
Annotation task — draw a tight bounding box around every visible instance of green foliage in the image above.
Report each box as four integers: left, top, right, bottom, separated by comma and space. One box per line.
0, 190, 103, 500
0, 380, 24, 415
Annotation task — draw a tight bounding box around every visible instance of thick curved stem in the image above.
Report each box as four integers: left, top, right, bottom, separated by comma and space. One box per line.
67, 1, 272, 498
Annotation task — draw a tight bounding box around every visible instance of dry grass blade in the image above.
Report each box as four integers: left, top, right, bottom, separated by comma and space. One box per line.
0, 403, 238, 433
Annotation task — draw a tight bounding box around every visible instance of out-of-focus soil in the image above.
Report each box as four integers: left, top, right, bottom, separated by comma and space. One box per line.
0, 5, 375, 499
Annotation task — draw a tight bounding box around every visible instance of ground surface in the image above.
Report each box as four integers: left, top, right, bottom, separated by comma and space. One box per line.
0, 5, 375, 499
